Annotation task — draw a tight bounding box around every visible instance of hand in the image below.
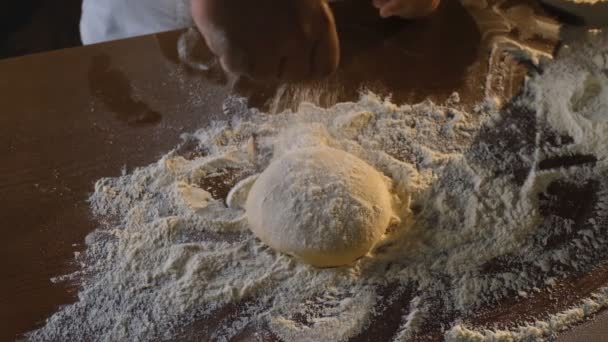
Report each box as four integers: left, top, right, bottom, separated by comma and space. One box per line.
191, 0, 340, 82
372, 0, 440, 18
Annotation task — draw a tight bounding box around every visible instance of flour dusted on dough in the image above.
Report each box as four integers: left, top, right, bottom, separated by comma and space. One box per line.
246, 146, 399, 267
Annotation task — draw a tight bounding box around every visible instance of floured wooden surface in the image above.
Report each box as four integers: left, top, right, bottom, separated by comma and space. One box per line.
28, 27, 608, 341
9, 0, 608, 341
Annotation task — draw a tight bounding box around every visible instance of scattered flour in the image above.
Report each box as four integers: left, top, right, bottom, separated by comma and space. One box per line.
26, 32, 608, 341
446, 287, 608, 341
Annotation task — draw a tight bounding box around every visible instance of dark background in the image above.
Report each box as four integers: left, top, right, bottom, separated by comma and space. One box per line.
0, 0, 82, 59
0, 0, 587, 61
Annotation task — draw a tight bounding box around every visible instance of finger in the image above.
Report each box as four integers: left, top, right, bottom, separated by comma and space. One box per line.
277, 1, 338, 82
372, 0, 390, 9
381, 0, 440, 18
379, 0, 404, 18
310, 2, 340, 78
190, 0, 223, 56
200, 29, 227, 59
218, 46, 249, 76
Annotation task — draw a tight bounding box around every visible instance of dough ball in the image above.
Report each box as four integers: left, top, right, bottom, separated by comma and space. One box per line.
245, 146, 396, 267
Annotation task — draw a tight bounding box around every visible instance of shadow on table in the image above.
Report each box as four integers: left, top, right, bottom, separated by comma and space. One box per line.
88, 54, 163, 126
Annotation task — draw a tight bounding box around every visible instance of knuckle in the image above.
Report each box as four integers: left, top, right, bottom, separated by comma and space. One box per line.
220, 52, 246, 76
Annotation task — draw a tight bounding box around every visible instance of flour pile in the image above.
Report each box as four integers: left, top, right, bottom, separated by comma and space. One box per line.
27, 32, 608, 341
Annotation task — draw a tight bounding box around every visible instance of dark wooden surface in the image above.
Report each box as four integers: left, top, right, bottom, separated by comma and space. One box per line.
2, 1, 604, 341
0, 0, 82, 59
0, 30, 231, 341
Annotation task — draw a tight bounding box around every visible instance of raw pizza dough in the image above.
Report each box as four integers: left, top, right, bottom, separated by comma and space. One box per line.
245, 146, 397, 267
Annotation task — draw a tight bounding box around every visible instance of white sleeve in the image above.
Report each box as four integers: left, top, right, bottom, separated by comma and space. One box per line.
80, 0, 194, 45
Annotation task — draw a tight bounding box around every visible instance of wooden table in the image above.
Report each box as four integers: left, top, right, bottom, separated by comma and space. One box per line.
0, 1, 603, 340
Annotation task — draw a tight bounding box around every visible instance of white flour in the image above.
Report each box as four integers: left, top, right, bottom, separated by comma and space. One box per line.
27, 32, 608, 341
447, 287, 608, 341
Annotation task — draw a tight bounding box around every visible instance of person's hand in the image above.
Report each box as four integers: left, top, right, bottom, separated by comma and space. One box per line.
372, 0, 440, 18
191, 0, 340, 82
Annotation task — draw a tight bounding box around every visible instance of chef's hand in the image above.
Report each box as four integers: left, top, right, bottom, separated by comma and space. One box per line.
191, 0, 339, 82
372, 0, 440, 18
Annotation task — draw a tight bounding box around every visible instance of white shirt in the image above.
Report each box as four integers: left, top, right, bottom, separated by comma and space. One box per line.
80, 0, 344, 45
80, 0, 194, 44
